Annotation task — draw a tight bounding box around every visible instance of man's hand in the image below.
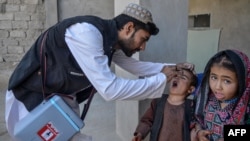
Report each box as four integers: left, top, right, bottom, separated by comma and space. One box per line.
161, 62, 195, 83
161, 65, 177, 83
176, 62, 195, 74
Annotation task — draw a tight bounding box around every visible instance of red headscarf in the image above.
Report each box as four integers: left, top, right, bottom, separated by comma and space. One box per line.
195, 49, 250, 126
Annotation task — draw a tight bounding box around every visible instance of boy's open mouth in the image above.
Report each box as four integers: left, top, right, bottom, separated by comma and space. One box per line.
172, 81, 178, 87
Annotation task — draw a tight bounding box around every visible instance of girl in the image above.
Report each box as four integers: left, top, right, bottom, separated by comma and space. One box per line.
191, 49, 250, 141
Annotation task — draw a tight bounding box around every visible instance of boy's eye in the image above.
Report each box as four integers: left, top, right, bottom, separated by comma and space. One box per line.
181, 76, 186, 80
176, 74, 185, 79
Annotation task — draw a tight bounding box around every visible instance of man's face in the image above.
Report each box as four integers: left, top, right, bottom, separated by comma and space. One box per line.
118, 29, 150, 57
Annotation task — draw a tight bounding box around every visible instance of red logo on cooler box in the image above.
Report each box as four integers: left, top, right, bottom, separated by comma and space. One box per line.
37, 122, 59, 141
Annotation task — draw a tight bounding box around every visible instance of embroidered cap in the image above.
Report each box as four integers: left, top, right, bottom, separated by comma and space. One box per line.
122, 3, 154, 24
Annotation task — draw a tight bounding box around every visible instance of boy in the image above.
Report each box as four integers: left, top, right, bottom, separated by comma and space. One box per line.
132, 68, 198, 141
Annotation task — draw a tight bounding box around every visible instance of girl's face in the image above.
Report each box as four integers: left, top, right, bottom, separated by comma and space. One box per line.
209, 65, 238, 101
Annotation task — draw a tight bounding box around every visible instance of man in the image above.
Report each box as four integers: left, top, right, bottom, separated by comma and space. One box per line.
5, 3, 194, 140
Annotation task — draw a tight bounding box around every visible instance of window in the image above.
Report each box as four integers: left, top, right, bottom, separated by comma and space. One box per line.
188, 14, 210, 28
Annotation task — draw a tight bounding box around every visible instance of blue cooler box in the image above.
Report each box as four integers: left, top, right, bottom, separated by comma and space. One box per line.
14, 95, 84, 141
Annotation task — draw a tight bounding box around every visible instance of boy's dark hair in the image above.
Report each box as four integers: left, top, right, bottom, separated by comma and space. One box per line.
178, 68, 198, 88
189, 70, 198, 88
113, 14, 159, 35
181, 68, 198, 87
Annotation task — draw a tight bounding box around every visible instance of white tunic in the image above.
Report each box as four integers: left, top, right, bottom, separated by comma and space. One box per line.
5, 22, 171, 140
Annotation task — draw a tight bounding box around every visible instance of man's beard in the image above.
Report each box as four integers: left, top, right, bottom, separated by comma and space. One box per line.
117, 38, 134, 57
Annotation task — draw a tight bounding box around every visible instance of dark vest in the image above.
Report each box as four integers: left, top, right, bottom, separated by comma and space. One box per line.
150, 94, 193, 141
8, 16, 118, 111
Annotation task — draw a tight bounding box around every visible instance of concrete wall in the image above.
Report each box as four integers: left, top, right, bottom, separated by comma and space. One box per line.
140, 0, 188, 63
58, 0, 114, 20
0, 0, 45, 66
189, 0, 250, 57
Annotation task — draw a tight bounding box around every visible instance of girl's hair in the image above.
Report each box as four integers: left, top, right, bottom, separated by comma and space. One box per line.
211, 53, 236, 73
113, 14, 159, 35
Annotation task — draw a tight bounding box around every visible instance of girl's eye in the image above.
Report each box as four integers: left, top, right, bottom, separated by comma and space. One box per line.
224, 79, 231, 84
210, 75, 216, 80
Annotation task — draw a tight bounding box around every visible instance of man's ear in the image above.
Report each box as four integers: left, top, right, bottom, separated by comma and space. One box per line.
187, 86, 196, 94
124, 22, 135, 35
